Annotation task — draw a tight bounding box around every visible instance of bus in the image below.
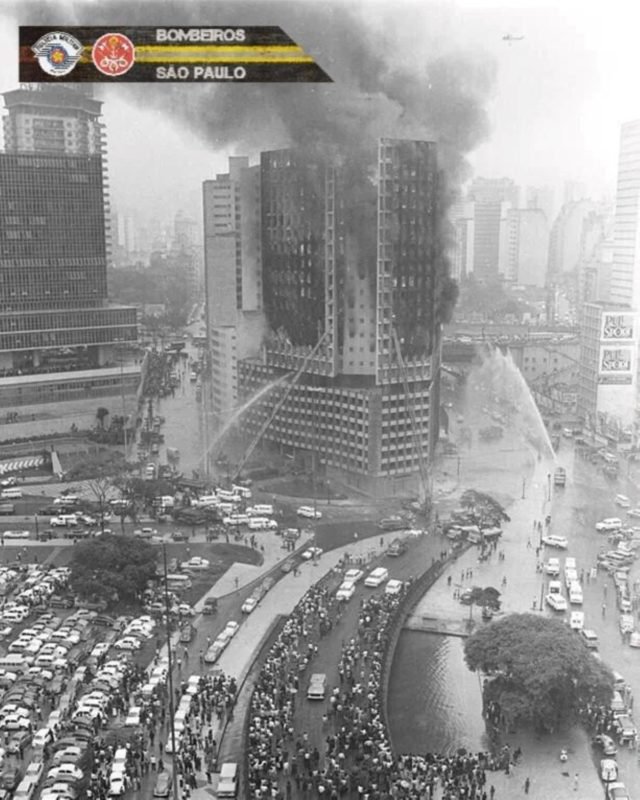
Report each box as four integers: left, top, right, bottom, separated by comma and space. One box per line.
165, 573, 192, 592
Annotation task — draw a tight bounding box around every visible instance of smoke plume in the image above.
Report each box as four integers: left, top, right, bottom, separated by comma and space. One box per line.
14, 0, 496, 343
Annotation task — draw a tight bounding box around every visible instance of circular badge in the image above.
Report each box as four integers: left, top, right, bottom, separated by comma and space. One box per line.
92, 32, 135, 77
31, 32, 83, 77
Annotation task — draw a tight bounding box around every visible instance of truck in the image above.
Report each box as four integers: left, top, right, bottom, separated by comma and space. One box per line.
553, 467, 566, 488
202, 597, 218, 615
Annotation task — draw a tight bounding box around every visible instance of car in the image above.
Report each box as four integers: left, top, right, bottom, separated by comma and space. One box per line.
47, 765, 83, 782
343, 568, 364, 583
615, 494, 631, 508
619, 614, 635, 634
224, 621, 239, 638
296, 506, 322, 520
241, 597, 258, 614
114, 637, 141, 651
109, 773, 126, 796
2, 530, 30, 540
593, 733, 618, 756
385, 579, 404, 596
596, 518, 623, 532
0, 767, 21, 791
545, 558, 560, 576
336, 581, 356, 601
6, 730, 31, 754
569, 611, 584, 631
545, 593, 567, 612
627, 507, 640, 518
204, 643, 224, 664
301, 547, 323, 561
580, 629, 599, 649
542, 535, 568, 550
153, 770, 172, 798
607, 782, 631, 800
629, 631, 640, 648
600, 759, 618, 782
171, 531, 188, 542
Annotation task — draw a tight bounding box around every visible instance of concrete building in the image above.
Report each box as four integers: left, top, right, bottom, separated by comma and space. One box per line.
468, 178, 519, 281
203, 156, 265, 426
0, 85, 138, 407
525, 185, 555, 226
233, 139, 443, 495
515, 209, 550, 287
450, 200, 474, 281
578, 303, 637, 439
609, 120, 640, 309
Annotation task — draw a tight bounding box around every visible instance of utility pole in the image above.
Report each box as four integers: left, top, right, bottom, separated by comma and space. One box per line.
162, 544, 181, 800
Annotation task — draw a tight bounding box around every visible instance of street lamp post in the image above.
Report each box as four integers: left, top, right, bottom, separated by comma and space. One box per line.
521, 477, 526, 500
162, 544, 181, 800
547, 472, 552, 502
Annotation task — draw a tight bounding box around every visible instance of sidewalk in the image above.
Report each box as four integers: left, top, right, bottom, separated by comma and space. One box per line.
413, 457, 605, 800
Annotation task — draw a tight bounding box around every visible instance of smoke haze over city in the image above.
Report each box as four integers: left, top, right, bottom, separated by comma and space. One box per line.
1, 0, 639, 222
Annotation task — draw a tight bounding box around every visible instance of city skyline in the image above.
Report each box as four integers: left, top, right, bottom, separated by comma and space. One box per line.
0, 0, 638, 224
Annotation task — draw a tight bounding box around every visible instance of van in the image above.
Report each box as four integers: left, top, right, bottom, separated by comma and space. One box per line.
248, 518, 276, 531
610, 691, 627, 716
0, 654, 29, 672
307, 673, 327, 700
232, 485, 252, 499
217, 489, 239, 503
569, 582, 583, 605
564, 568, 578, 589
0, 488, 22, 500
364, 567, 389, 587
252, 504, 274, 516
13, 776, 38, 800
32, 727, 54, 753
113, 747, 128, 768
217, 763, 238, 798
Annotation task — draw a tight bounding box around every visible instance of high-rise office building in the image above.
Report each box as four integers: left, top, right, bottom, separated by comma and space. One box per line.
578, 121, 640, 442
450, 200, 474, 281
501, 208, 549, 287
203, 156, 264, 425
609, 120, 640, 309
0, 85, 138, 408
468, 177, 519, 280
224, 138, 443, 494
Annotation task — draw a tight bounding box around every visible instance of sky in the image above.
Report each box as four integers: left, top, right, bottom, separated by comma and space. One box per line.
1, 0, 640, 227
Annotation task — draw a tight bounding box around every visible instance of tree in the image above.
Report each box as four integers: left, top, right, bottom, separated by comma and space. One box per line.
460, 489, 511, 525
70, 534, 158, 608
464, 613, 613, 734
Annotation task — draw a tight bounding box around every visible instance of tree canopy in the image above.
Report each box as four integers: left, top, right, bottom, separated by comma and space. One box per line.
464, 613, 613, 733
70, 534, 158, 607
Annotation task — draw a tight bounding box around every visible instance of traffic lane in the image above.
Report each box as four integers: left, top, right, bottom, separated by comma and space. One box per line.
547, 455, 640, 789
291, 533, 447, 761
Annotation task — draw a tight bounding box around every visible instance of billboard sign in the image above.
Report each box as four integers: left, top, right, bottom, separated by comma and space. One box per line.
598, 346, 634, 385
601, 312, 636, 342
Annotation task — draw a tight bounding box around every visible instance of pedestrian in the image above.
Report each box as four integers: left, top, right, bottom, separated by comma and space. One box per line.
602, 603, 606, 617
524, 777, 530, 794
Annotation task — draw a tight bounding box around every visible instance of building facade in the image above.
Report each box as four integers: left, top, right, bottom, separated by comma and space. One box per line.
229, 139, 442, 495
203, 156, 264, 425
0, 85, 137, 401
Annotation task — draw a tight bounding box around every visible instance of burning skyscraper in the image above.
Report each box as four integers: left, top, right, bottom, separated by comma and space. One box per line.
215, 137, 447, 494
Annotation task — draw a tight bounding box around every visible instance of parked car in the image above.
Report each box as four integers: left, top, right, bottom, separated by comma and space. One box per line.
241, 597, 258, 614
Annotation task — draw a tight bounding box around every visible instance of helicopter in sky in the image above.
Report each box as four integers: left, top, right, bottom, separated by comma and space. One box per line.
502, 34, 524, 43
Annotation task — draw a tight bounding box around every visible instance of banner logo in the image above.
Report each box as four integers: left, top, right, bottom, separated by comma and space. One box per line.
92, 32, 136, 77
31, 31, 82, 76
20, 27, 332, 83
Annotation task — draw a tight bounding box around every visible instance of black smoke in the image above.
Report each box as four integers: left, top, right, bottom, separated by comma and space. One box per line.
14, 0, 495, 338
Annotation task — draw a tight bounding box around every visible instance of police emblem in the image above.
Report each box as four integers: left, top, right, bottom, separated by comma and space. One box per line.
31, 31, 83, 77
91, 32, 136, 77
